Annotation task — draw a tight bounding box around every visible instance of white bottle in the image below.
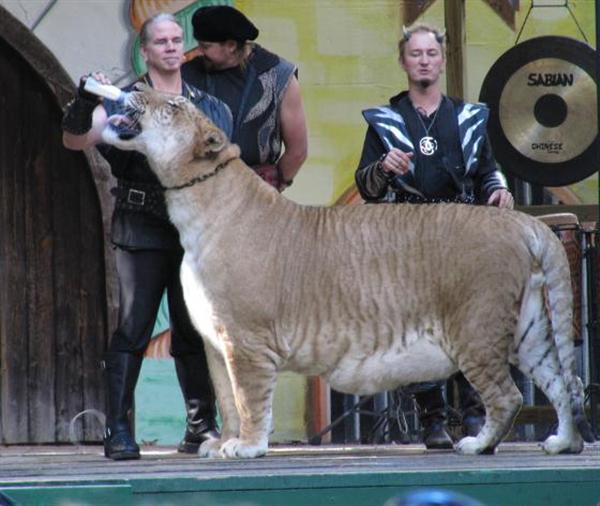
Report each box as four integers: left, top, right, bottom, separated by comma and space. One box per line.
83, 77, 128, 104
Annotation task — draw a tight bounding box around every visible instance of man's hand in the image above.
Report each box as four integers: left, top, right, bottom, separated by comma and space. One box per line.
62, 71, 111, 147
255, 164, 290, 192
487, 189, 514, 209
81, 71, 113, 87
77, 71, 112, 103
380, 148, 414, 175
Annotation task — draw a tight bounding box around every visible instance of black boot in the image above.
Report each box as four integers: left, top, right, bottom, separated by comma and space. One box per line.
102, 352, 143, 460
456, 373, 485, 437
174, 355, 219, 454
415, 386, 454, 450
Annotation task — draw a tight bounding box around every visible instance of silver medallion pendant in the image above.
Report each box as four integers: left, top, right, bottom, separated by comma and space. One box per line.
419, 136, 438, 156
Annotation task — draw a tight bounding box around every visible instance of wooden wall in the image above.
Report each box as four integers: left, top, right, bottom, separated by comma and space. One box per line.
0, 16, 112, 444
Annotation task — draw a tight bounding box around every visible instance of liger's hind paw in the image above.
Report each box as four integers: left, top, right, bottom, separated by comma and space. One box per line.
576, 415, 595, 443
542, 434, 584, 455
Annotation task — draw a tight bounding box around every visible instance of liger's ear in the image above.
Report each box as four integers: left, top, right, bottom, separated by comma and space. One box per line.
194, 114, 228, 158
203, 127, 227, 154
193, 124, 227, 158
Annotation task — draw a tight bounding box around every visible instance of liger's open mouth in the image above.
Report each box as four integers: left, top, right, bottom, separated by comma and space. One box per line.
107, 108, 142, 140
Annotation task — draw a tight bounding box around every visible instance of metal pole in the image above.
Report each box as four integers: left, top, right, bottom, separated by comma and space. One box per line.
590, 1, 600, 436
343, 394, 361, 443
597, 0, 600, 222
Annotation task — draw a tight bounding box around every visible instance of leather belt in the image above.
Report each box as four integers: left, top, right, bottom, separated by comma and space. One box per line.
111, 179, 169, 221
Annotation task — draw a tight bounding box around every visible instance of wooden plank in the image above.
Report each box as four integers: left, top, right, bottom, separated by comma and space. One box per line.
1, 444, 600, 506
1, 443, 600, 480
0, 42, 8, 445
0, 7, 112, 445
52, 119, 84, 443
402, 1, 436, 27
444, 0, 466, 99
22, 78, 56, 443
0, 39, 7, 446
0, 41, 30, 443
77, 157, 108, 442
46, 93, 107, 443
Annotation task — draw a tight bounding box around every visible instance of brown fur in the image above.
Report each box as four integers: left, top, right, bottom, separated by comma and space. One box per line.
101, 88, 593, 458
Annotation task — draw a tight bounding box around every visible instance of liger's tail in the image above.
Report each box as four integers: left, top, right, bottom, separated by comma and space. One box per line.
535, 223, 595, 442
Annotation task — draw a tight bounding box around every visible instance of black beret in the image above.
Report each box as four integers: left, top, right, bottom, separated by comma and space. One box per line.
192, 6, 259, 42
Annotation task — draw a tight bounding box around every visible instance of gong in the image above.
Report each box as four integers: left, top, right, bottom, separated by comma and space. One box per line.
479, 36, 598, 186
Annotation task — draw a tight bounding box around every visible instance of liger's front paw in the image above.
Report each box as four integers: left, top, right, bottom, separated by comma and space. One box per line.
199, 438, 222, 458
455, 436, 497, 455
219, 437, 268, 459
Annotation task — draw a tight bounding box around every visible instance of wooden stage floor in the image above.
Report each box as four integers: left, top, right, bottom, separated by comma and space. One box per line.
1, 442, 600, 506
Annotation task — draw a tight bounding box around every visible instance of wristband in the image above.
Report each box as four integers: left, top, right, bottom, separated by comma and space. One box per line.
61, 95, 97, 135
61, 75, 103, 135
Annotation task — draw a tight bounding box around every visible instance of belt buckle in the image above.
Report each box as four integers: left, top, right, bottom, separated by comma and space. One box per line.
127, 188, 146, 206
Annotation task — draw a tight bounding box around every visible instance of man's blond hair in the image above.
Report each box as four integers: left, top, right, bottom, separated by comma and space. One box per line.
398, 23, 446, 62
140, 13, 183, 46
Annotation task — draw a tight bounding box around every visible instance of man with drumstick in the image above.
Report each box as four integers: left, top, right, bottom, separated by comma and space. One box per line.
355, 23, 513, 449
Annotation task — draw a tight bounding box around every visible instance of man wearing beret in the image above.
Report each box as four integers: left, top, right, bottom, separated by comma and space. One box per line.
182, 5, 307, 191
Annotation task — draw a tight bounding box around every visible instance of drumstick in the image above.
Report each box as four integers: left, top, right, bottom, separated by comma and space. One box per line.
84, 77, 126, 103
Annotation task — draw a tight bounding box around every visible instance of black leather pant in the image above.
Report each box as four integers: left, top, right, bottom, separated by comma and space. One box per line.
109, 246, 208, 361
109, 248, 204, 357
104, 246, 213, 445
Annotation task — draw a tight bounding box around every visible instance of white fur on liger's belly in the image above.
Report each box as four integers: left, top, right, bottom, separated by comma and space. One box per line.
326, 338, 457, 396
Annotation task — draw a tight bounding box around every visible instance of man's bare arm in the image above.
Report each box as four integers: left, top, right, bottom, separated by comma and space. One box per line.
277, 76, 308, 184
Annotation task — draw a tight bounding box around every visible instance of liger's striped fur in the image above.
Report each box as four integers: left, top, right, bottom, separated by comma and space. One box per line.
102, 87, 594, 458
